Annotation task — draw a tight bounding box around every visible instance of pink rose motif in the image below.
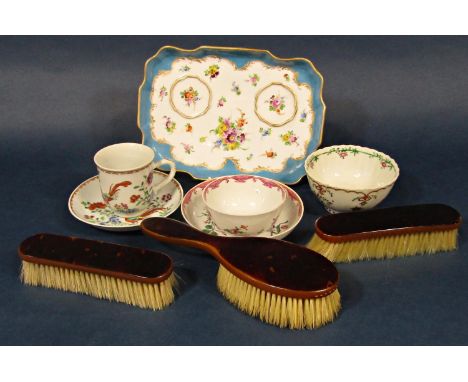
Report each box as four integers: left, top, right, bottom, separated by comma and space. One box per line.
225, 129, 237, 143
259, 178, 279, 189
231, 175, 249, 183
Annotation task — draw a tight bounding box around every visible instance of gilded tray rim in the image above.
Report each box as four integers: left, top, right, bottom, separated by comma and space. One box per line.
137, 45, 326, 185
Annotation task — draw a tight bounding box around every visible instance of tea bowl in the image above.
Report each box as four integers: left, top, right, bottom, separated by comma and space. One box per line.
305, 145, 399, 213
202, 175, 287, 235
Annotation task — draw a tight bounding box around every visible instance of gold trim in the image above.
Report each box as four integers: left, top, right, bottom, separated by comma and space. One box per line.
169, 75, 212, 119
137, 45, 326, 185
254, 82, 298, 127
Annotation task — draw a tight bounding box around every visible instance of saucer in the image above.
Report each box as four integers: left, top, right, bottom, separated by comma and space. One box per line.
68, 170, 183, 231
181, 179, 303, 239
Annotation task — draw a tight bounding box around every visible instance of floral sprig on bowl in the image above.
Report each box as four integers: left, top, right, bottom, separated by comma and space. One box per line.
247, 73, 260, 86
259, 127, 271, 137
199, 210, 219, 236
231, 82, 241, 95
310, 181, 335, 209
163, 116, 176, 133
217, 96, 227, 107
283, 73, 290, 81
299, 110, 307, 122
179, 65, 191, 72
159, 86, 168, 101
180, 86, 200, 107
310, 146, 397, 172
264, 150, 277, 158
280, 130, 299, 146
224, 225, 249, 235
266, 94, 285, 114
204, 64, 220, 79
181, 143, 194, 154
269, 218, 289, 236
352, 193, 377, 207
210, 111, 247, 151
185, 123, 193, 132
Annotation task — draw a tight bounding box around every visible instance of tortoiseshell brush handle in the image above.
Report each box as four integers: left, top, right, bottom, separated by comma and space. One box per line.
141, 218, 227, 261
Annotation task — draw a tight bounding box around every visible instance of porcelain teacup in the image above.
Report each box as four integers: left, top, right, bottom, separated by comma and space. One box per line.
94, 143, 176, 216
202, 175, 287, 235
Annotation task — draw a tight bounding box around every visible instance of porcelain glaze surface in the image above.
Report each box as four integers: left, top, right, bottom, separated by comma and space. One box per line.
68, 171, 183, 231
305, 145, 399, 213
94, 143, 176, 216
201, 175, 287, 235
182, 179, 303, 239
138, 46, 326, 184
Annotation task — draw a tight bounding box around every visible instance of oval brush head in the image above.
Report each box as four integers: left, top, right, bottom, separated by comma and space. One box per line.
308, 203, 462, 262
141, 218, 340, 329
19, 233, 177, 310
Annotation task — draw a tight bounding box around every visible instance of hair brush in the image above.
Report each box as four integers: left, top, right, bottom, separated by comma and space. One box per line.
141, 217, 340, 329
19, 233, 177, 310
308, 204, 461, 262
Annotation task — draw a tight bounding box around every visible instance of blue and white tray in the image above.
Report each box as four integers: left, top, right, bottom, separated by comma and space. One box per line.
138, 45, 325, 184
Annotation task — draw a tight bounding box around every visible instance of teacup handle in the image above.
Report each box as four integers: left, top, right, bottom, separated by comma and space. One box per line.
152, 159, 176, 194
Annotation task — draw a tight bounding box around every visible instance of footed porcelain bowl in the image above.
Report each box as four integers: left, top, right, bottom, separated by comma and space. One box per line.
305, 145, 399, 213
202, 175, 287, 235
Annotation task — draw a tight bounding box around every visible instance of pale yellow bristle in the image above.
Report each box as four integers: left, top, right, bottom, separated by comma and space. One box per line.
308, 229, 459, 263
216, 265, 341, 329
20, 261, 177, 310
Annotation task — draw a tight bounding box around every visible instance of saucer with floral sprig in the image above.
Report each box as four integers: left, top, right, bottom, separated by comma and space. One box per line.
181, 179, 303, 239
69, 170, 183, 231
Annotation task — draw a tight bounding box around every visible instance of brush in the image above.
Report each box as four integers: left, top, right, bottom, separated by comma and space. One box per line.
19, 233, 177, 310
140, 217, 340, 329
308, 203, 462, 262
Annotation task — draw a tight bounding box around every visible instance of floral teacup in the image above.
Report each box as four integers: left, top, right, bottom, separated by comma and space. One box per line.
94, 143, 176, 216
202, 175, 287, 235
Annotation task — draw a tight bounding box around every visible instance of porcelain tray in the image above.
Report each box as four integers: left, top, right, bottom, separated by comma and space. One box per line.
138, 45, 326, 184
